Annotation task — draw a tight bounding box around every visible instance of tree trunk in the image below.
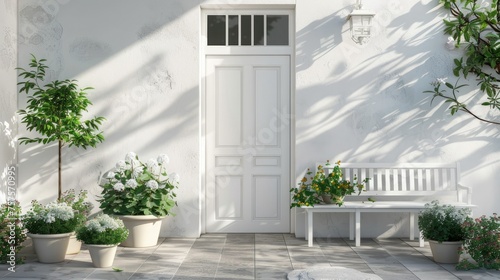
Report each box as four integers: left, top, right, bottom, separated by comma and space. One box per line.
58, 140, 62, 200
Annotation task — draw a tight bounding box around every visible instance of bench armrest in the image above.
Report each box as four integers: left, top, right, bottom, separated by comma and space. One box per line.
457, 183, 472, 205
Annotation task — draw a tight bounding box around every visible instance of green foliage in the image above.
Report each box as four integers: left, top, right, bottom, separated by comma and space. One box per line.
17, 55, 105, 148
23, 200, 80, 234
76, 214, 128, 245
0, 201, 27, 264
425, 0, 500, 125
58, 189, 94, 227
16, 55, 105, 198
98, 152, 179, 217
456, 214, 500, 270
418, 200, 471, 242
290, 160, 370, 208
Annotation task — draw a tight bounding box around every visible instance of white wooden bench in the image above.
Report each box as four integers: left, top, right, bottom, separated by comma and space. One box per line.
301, 162, 474, 247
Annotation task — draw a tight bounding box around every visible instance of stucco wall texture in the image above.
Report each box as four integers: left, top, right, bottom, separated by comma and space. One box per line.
1, 0, 498, 238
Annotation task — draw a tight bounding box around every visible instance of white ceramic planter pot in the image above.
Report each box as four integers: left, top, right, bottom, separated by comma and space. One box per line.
87, 244, 118, 268
27, 232, 71, 263
117, 215, 163, 247
428, 240, 462, 264
66, 232, 82, 254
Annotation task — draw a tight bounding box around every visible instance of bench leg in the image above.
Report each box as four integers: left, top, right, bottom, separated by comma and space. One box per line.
307, 211, 313, 247
409, 212, 415, 240
349, 212, 354, 240
355, 210, 360, 247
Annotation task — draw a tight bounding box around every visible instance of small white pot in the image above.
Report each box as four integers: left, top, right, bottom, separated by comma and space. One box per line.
428, 240, 462, 264
87, 244, 118, 268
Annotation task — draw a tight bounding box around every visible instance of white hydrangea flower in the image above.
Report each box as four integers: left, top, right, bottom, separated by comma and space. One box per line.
170, 172, 180, 183
115, 160, 127, 171
113, 183, 125, 191
106, 171, 116, 179
157, 154, 169, 165
126, 179, 138, 189
146, 180, 159, 190
132, 166, 144, 179
125, 152, 137, 162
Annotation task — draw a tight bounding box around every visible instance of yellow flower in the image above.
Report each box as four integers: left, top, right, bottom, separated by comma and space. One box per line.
336, 160, 341, 165
301, 177, 307, 183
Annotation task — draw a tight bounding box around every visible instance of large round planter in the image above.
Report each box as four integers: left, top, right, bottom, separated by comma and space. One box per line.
117, 215, 163, 247
27, 232, 71, 263
66, 232, 82, 254
87, 244, 118, 268
428, 240, 462, 264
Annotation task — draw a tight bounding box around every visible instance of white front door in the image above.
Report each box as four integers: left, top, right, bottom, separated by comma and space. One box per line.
205, 55, 290, 232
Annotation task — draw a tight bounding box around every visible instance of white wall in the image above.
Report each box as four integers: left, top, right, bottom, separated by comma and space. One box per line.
17, 0, 202, 237
294, 0, 500, 238
9, 0, 500, 239
0, 0, 18, 205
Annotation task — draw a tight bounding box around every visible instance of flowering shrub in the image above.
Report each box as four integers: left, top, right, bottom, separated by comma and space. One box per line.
58, 189, 93, 227
76, 214, 128, 245
456, 214, 500, 270
290, 160, 369, 207
23, 200, 80, 234
0, 201, 27, 264
418, 200, 471, 242
98, 152, 179, 217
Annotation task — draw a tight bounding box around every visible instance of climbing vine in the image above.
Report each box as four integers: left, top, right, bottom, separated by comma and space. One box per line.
426, 0, 500, 125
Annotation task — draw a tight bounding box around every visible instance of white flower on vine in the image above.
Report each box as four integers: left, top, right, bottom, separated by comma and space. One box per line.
437, 77, 447, 84
106, 171, 115, 179
446, 36, 456, 50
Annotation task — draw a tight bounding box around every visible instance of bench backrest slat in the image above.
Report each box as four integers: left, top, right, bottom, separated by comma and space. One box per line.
321, 162, 460, 195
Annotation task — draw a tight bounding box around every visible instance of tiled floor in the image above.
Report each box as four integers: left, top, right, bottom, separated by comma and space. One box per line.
1, 234, 499, 280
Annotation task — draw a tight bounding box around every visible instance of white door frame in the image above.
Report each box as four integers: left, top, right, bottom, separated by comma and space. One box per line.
200, 6, 296, 234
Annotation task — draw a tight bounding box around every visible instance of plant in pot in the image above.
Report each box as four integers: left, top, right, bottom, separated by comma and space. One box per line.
418, 200, 471, 264
290, 160, 370, 208
23, 200, 81, 263
16, 55, 105, 200
76, 214, 128, 268
58, 189, 94, 254
456, 213, 500, 270
0, 201, 27, 266
98, 152, 179, 247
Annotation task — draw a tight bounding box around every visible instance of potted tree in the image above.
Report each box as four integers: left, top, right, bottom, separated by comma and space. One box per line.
418, 200, 471, 264
98, 152, 179, 247
76, 214, 128, 268
17, 55, 105, 199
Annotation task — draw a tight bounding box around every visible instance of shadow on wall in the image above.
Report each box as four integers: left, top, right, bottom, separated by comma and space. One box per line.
16, 0, 201, 227
295, 0, 500, 198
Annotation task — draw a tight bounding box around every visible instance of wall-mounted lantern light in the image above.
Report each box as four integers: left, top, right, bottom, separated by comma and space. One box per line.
348, 0, 375, 45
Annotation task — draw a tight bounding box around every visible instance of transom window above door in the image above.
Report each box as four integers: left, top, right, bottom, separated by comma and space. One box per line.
207, 14, 289, 46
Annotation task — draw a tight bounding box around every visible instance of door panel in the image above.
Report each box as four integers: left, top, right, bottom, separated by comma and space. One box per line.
206, 55, 290, 232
